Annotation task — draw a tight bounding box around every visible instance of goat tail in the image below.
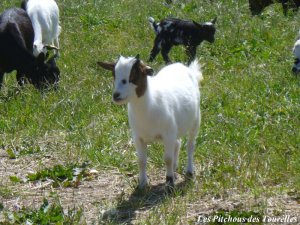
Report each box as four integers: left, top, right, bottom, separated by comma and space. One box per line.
148, 16, 159, 33
189, 59, 203, 83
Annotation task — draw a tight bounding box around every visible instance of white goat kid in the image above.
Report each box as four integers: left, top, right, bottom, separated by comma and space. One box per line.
98, 55, 203, 188
23, 0, 60, 57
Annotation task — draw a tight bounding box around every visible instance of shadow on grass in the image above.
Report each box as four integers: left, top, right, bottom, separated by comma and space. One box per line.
102, 177, 194, 224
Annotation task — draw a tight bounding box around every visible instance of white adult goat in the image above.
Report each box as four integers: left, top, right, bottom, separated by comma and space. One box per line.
98, 55, 203, 188
21, 0, 60, 57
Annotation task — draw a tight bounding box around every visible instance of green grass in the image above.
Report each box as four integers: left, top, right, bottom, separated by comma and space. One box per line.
1, 198, 83, 225
0, 0, 299, 224
9, 162, 94, 188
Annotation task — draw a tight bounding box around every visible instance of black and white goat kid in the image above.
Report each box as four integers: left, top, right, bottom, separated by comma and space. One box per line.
148, 17, 216, 64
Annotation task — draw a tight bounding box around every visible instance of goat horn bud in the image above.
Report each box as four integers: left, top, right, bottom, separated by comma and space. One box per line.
45, 45, 59, 50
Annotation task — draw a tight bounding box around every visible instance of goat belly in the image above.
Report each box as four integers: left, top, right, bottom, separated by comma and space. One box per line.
128, 115, 169, 143
130, 125, 165, 143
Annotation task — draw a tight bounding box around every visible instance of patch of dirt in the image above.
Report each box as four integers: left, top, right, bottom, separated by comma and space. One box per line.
185, 190, 300, 223
0, 150, 128, 224
0, 151, 299, 224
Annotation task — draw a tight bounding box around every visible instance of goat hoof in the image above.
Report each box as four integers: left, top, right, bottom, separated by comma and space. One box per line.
174, 173, 178, 180
166, 176, 175, 187
134, 184, 149, 196
165, 176, 175, 194
137, 179, 148, 190
185, 171, 195, 180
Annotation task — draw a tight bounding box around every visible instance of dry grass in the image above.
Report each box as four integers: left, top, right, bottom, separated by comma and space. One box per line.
1, 150, 299, 224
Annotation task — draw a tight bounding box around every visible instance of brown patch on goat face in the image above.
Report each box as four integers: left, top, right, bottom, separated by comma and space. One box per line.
129, 60, 149, 97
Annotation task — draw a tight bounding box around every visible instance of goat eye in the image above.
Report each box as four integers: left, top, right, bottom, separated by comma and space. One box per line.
122, 79, 127, 84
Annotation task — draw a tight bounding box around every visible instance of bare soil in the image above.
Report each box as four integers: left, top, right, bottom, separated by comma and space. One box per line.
0, 150, 299, 224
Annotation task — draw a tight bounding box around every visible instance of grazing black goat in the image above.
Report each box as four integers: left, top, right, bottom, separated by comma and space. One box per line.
148, 17, 216, 64
0, 8, 60, 90
249, 0, 300, 15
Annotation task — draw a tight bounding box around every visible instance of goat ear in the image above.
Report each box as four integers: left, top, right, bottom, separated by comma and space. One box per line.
211, 17, 217, 24
192, 20, 202, 27
97, 61, 115, 71
139, 61, 154, 76
135, 54, 140, 60
36, 53, 46, 65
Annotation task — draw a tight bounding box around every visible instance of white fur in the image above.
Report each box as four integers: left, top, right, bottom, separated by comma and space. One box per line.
293, 39, 300, 57
26, 0, 61, 57
204, 22, 213, 26
292, 39, 300, 71
148, 16, 161, 34
148, 16, 155, 25
113, 56, 202, 187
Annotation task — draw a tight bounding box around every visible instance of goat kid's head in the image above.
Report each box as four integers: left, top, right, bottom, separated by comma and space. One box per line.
193, 17, 217, 43
98, 55, 154, 105
33, 53, 60, 89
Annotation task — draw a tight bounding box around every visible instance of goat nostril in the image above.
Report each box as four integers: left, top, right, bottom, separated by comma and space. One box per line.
113, 92, 121, 100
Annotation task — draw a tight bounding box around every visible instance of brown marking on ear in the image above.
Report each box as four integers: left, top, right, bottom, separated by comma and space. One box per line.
97, 61, 115, 71
129, 60, 150, 97
145, 66, 154, 76
97, 61, 116, 78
